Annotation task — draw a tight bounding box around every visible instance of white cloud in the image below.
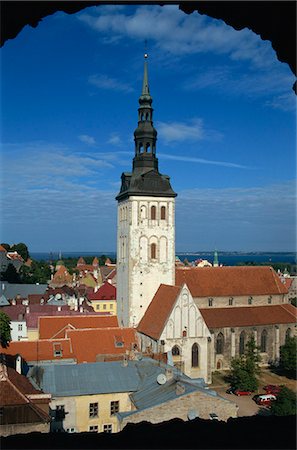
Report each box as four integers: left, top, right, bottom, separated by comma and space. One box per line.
157, 118, 223, 144
160, 153, 251, 170
79, 134, 96, 145
107, 133, 122, 146
78, 5, 278, 69
176, 181, 296, 251
88, 74, 134, 93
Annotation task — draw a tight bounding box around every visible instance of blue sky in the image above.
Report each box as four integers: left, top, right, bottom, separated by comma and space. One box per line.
1, 5, 296, 253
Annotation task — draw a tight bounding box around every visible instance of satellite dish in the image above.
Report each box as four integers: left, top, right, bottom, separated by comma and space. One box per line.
157, 374, 167, 385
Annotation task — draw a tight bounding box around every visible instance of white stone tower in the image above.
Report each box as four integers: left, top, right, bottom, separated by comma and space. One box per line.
116, 54, 177, 327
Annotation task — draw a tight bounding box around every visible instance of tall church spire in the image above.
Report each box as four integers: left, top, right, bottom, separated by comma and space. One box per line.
133, 53, 158, 171
116, 53, 176, 201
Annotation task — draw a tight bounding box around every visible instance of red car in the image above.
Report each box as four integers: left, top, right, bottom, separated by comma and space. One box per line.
234, 389, 252, 396
263, 385, 282, 395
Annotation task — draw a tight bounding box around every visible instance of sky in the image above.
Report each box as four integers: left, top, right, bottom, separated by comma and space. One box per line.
1, 4, 296, 253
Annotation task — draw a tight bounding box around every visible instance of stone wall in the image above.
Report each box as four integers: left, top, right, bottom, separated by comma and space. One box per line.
0, 422, 49, 437
119, 389, 238, 430
194, 293, 288, 309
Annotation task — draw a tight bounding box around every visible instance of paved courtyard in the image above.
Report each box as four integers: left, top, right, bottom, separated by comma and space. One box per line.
210, 369, 297, 417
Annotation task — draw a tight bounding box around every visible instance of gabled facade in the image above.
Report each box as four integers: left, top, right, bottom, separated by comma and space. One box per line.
137, 284, 211, 382
116, 55, 176, 328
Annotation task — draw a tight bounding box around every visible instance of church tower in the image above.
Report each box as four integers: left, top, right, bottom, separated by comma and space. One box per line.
116, 54, 177, 327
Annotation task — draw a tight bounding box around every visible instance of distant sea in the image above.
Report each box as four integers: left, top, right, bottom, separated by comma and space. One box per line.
31, 251, 296, 266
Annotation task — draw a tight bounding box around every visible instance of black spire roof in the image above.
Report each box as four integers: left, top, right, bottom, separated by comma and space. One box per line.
116, 54, 176, 202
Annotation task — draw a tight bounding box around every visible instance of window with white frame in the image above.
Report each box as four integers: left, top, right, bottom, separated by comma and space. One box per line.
103, 424, 112, 433
89, 425, 98, 432
89, 402, 98, 418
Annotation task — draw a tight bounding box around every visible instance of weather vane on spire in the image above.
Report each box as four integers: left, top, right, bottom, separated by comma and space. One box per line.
144, 39, 148, 59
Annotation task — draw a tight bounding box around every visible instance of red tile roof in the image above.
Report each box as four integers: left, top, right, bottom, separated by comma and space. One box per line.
0, 339, 74, 362
77, 264, 96, 272
88, 282, 116, 301
26, 308, 109, 329
283, 278, 293, 289
0, 245, 7, 253
66, 327, 139, 363
39, 315, 118, 339
137, 284, 181, 340
199, 304, 297, 329
51, 265, 72, 285
0, 364, 43, 406
176, 266, 288, 297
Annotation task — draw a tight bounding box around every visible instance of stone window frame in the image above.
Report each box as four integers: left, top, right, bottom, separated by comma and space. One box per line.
216, 332, 224, 355
150, 242, 157, 260
239, 331, 245, 355
150, 205, 156, 220
191, 343, 199, 368
160, 205, 166, 220
172, 345, 181, 356
208, 298, 213, 307
229, 297, 233, 306
103, 424, 113, 433
260, 329, 267, 353
89, 425, 98, 432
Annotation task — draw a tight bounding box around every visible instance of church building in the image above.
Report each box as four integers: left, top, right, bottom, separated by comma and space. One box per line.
116, 55, 296, 383
116, 54, 176, 328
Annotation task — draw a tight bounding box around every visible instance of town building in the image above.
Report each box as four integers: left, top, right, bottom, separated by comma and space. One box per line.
0, 360, 51, 436
87, 281, 117, 315
116, 54, 176, 328
28, 358, 237, 434
137, 267, 296, 382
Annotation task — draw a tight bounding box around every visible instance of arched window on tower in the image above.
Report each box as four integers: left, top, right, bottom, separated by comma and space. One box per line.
150, 243, 157, 260
260, 329, 267, 352
161, 206, 166, 220
191, 343, 199, 367
139, 143, 144, 153
140, 113, 144, 121
146, 143, 151, 153
146, 112, 149, 120
151, 205, 156, 220
239, 331, 245, 355
216, 333, 224, 354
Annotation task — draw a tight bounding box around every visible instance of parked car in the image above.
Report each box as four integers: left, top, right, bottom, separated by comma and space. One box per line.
209, 413, 219, 421
263, 384, 282, 395
255, 394, 276, 406
234, 389, 252, 396
226, 387, 234, 394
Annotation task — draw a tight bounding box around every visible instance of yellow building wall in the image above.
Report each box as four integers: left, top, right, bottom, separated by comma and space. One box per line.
91, 300, 117, 315
74, 392, 132, 433
27, 329, 39, 341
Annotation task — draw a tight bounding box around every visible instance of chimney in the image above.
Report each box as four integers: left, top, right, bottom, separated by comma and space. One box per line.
175, 382, 185, 396
26, 306, 30, 314
165, 367, 174, 380
15, 355, 22, 374
122, 355, 128, 367
79, 306, 83, 313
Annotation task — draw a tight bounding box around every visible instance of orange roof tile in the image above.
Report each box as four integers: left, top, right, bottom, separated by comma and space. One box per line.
1, 339, 74, 362
137, 284, 181, 340
176, 266, 288, 297
199, 304, 297, 329
66, 327, 139, 363
0, 245, 7, 253
39, 315, 118, 339
51, 265, 72, 284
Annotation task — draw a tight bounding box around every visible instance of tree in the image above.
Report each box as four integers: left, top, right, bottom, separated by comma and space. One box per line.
290, 297, 297, 307
270, 387, 297, 416
1, 263, 21, 283
229, 335, 260, 391
0, 243, 10, 251
0, 311, 11, 348
279, 336, 297, 378
10, 242, 29, 261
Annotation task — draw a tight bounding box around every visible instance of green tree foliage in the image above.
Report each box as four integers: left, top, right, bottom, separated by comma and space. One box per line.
270, 387, 297, 416
290, 297, 297, 307
0, 311, 11, 348
0, 243, 11, 251
230, 335, 260, 391
10, 242, 29, 261
279, 336, 297, 378
20, 260, 51, 284
1, 263, 21, 283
